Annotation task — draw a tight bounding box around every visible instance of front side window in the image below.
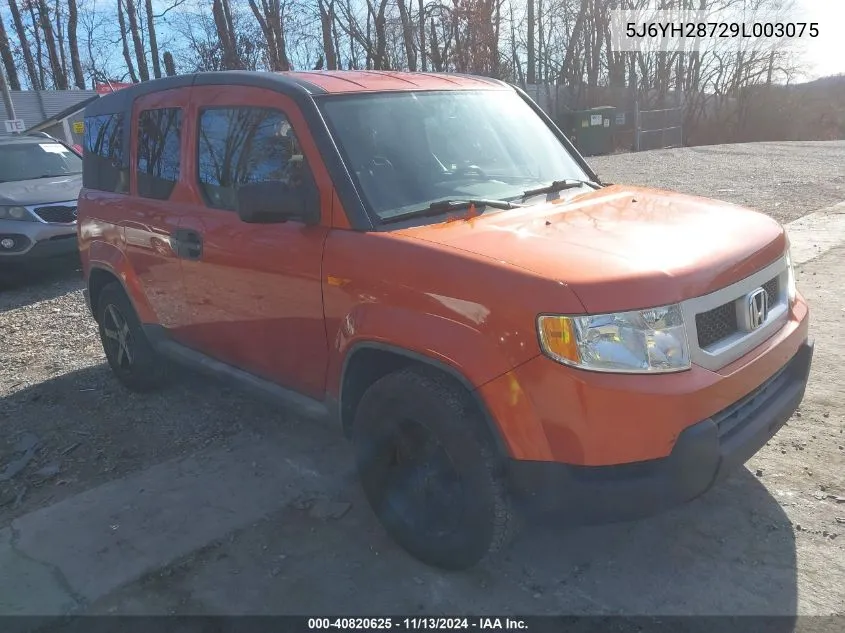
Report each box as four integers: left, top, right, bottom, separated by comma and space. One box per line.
319, 90, 590, 223
137, 108, 182, 200
197, 107, 309, 211
83, 113, 127, 193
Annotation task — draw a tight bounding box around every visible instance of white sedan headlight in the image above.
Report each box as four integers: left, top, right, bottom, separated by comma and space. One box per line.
538, 304, 690, 373
0, 206, 38, 222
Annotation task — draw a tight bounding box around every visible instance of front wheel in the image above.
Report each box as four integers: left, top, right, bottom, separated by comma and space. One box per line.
353, 367, 518, 570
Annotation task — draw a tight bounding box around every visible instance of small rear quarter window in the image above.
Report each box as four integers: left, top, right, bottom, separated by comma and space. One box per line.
83, 113, 128, 193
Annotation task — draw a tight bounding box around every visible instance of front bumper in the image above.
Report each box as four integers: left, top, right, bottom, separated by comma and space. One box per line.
0, 219, 78, 262
507, 339, 814, 523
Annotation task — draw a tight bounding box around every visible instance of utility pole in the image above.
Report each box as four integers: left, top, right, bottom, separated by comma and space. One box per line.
0, 60, 18, 132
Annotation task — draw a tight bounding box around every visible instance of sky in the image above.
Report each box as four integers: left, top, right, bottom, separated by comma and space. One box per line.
792, 0, 845, 79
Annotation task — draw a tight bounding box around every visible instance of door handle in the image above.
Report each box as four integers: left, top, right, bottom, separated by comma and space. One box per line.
171, 229, 203, 260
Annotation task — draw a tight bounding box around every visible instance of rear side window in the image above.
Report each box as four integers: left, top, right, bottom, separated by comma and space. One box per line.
197, 107, 309, 211
83, 113, 127, 193
137, 108, 182, 200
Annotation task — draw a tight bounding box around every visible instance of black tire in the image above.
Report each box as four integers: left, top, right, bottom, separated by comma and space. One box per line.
353, 366, 518, 570
96, 281, 168, 392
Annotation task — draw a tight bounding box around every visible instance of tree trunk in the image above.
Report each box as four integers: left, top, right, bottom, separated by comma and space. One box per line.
28, 2, 46, 89
417, 0, 426, 71
557, 0, 588, 86
163, 51, 177, 76
318, 0, 338, 69
397, 0, 416, 71
212, 0, 238, 70
7, 1, 38, 89
248, 0, 290, 71
527, 0, 535, 84
0, 11, 21, 90
124, 0, 150, 81
37, 0, 67, 89
145, 0, 162, 79
374, 0, 388, 69
117, 0, 139, 83
68, 0, 86, 88
56, 3, 68, 82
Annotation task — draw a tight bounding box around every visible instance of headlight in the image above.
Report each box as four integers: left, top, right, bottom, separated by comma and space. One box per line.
785, 248, 797, 305
538, 304, 690, 373
0, 206, 37, 222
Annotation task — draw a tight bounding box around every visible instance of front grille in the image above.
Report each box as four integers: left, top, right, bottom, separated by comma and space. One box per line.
34, 205, 77, 223
696, 301, 738, 349
762, 277, 779, 303
712, 362, 791, 440
696, 275, 781, 349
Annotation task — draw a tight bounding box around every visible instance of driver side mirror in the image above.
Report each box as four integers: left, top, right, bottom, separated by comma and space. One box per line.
236, 180, 318, 225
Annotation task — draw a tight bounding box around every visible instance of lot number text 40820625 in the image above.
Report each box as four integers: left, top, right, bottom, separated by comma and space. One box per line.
307, 617, 529, 630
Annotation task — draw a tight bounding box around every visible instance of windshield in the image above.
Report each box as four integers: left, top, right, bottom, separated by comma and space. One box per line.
0, 142, 82, 183
319, 90, 591, 223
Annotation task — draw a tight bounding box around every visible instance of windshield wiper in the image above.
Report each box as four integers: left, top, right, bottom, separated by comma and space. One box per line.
381, 198, 521, 224
522, 179, 598, 199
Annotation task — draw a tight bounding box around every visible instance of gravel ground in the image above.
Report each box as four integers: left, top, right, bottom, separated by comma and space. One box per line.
0, 263, 269, 522
590, 141, 845, 224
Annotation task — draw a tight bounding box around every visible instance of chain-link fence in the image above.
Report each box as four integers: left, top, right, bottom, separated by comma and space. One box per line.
634, 105, 684, 151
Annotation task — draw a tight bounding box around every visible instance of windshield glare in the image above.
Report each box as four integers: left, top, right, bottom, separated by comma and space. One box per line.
0, 142, 82, 183
320, 90, 590, 222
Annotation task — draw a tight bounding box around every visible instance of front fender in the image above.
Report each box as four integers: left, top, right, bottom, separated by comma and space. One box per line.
326, 303, 537, 398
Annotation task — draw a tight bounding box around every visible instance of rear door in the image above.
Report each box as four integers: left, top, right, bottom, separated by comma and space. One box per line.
122, 88, 193, 336
175, 85, 332, 400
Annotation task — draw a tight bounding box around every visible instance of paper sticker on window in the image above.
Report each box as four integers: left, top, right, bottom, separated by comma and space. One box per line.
603, 119, 610, 128
40, 144, 67, 154
590, 114, 602, 126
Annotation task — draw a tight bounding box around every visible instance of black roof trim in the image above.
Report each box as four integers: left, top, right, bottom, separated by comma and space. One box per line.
83, 75, 196, 117
84, 72, 328, 119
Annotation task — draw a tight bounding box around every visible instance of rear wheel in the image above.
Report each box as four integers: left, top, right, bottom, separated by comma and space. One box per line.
353, 367, 517, 570
97, 282, 167, 392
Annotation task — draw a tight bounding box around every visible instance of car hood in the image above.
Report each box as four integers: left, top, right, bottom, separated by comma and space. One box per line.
396, 185, 787, 313
0, 174, 83, 206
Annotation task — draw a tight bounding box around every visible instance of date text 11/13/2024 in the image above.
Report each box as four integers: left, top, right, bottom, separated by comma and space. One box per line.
307, 618, 528, 630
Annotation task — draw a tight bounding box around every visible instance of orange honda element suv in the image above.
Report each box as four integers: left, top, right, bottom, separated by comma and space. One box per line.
78, 71, 813, 570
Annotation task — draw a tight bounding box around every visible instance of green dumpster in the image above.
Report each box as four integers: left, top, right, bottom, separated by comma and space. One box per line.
561, 106, 617, 156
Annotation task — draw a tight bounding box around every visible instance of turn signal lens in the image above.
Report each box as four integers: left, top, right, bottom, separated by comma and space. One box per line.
537, 315, 580, 364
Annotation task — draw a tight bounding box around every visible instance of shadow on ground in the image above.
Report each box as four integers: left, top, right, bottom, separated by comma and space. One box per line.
2, 364, 798, 621
0, 257, 83, 313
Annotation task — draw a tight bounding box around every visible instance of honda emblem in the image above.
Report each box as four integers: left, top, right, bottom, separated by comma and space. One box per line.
747, 288, 769, 330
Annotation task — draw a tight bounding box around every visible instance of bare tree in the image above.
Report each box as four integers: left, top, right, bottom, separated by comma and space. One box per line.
145, 0, 162, 78
8, 0, 40, 88
67, 0, 86, 88
163, 51, 177, 76
397, 0, 417, 70
527, 0, 534, 84
248, 0, 290, 71
317, 0, 338, 69
212, 0, 240, 69
117, 0, 140, 82
0, 10, 21, 90
34, 0, 67, 88
124, 0, 150, 81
